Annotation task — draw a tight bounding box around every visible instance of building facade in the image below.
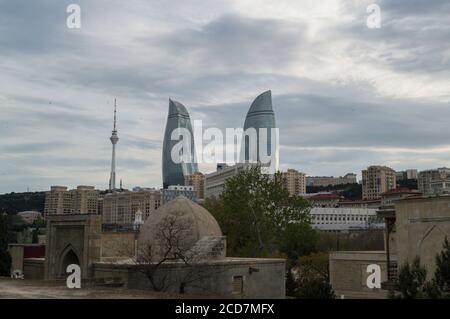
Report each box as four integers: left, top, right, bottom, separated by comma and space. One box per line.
204, 163, 252, 199
161, 185, 197, 204
162, 99, 198, 189
304, 193, 341, 207
418, 167, 450, 195
102, 189, 161, 226
44, 186, 99, 216
362, 166, 396, 200
282, 169, 306, 196
306, 173, 357, 187
310, 207, 380, 232
184, 172, 205, 200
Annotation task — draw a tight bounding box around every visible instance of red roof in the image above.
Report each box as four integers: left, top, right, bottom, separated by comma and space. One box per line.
308, 193, 340, 200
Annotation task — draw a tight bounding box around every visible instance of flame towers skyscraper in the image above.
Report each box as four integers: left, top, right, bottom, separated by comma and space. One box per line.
241, 90, 279, 173
162, 99, 198, 188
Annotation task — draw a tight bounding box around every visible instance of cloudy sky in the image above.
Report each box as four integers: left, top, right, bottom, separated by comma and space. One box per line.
0, 0, 449, 193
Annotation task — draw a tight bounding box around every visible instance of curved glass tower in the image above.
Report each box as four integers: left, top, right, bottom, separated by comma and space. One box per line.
162, 99, 198, 188
240, 90, 279, 172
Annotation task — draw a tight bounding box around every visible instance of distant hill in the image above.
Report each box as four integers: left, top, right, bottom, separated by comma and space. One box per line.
0, 192, 45, 214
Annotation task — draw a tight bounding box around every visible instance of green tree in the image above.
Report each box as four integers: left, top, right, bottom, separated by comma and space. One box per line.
423, 237, 450, 298
0, 213, 12, 276
279, 223, 318, 263
204, 165, 312, 257
295, 252, 335, 299
390, 257, 427, 299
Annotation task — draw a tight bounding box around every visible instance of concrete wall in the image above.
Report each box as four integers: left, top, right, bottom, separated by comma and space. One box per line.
8, 245, 24, 273
93, 257, 286, 299
329, 251, 392, 299
23, 258, 45, 280
395, 196, 450, 279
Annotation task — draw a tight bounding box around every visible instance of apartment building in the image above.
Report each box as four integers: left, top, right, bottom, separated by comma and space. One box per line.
282, 168, 306, 196
418, 167, 450, 195
44, 185, 99, 215
184, 172, 205, 200
362, 166, 396, 200
102, 189, 161, 225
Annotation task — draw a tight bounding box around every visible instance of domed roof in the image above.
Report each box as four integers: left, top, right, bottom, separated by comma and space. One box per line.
138, 196, 222, 258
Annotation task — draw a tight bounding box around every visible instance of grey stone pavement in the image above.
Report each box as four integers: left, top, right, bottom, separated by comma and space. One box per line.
0, 278, 187, 299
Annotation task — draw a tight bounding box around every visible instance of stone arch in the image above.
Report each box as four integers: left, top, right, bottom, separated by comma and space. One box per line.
418, 224, 448, 278
59, 244, 81, 277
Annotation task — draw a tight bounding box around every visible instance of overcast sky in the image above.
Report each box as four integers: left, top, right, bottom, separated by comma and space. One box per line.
0, 0, 449, 193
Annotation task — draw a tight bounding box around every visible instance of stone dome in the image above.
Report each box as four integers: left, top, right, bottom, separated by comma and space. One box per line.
138, 196, 222, 259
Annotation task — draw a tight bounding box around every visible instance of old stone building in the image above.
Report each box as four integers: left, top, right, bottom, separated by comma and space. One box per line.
330, 194, 450, 298
11, 196, 285, 298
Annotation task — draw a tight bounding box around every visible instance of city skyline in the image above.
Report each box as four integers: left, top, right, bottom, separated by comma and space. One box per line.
1, 1, 450, 193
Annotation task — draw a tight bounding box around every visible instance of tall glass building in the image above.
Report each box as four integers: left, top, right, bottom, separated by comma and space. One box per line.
241, 90, 279, 172
162, 99, 198, 188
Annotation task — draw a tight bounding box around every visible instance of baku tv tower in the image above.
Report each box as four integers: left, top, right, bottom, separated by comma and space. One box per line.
109, 98, 119, 192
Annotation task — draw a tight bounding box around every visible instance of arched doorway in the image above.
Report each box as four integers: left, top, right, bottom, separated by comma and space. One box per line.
60, 248, 80, 277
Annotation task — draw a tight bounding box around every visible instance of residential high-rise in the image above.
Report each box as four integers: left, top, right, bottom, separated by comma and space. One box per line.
109, 99, 119, 192
185, 172, 205, 200
162, 99, 198, 188
241, 90, 278, 173
102, 189, 161, 226
44, 185, 99, 216
362, 166, 396, 200
418, 167, 450, 195
282, 169, 306, 196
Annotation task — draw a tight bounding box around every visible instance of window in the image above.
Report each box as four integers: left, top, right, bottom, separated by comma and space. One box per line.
232, 276, 244, 295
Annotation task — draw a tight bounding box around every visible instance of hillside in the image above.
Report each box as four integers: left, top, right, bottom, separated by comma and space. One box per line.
0, 192, 45, 214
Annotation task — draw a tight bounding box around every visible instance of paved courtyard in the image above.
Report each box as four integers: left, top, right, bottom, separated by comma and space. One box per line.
0, 278, 189, 299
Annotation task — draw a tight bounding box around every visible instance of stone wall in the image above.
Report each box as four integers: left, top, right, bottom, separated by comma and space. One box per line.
101, 232, 136, 259
8, 245, 24, 273
329, 251, 392, 299
395, 196, 450, 279
93, 257, 286, 298
23, 258, 45, 280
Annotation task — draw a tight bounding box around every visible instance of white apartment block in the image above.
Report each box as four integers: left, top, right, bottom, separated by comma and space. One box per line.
204, 163, 252, 199
310, 207, 381, 233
